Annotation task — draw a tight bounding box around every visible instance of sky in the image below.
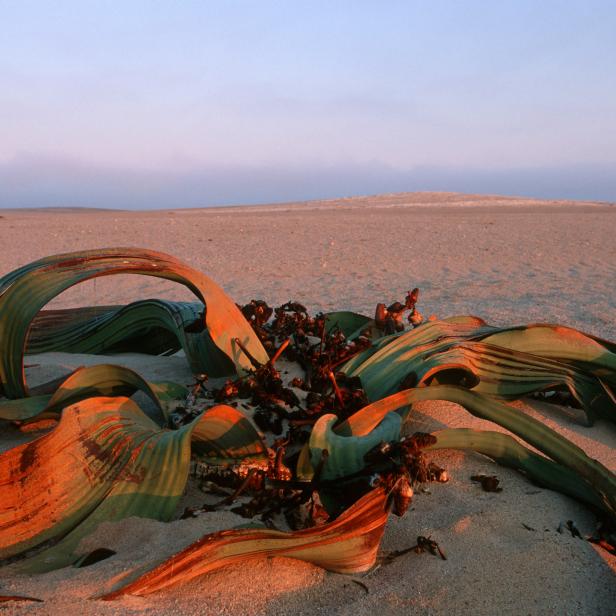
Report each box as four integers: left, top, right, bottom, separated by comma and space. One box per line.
1, 1, 615, 208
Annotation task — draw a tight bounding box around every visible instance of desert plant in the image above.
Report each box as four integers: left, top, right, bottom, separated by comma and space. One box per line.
0, 248, 614, 598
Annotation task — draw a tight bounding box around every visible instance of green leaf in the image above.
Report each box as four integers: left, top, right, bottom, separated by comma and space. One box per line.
342, 319, 615, 425
309, 412, 401, 481
27, 300, 234, 377
0, 248, 268, 398
0, 364, 187, 423
339, 386, 616, 519
480, 324, 616, 385
342, 316, 498, 397
413, 342, 614, 424
428, 428, 607, 512
324, 311, 374, 340
0, 396, 267, 571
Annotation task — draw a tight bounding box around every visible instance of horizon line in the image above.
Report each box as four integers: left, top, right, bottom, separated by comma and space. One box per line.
2, 190, 614, 214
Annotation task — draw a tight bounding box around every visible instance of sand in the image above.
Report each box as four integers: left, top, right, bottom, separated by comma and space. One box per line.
0, 192, 615, 615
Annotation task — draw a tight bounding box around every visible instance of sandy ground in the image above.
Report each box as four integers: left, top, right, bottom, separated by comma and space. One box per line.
0, 192, 615, 615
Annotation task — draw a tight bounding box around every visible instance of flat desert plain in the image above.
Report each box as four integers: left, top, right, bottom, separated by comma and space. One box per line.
0, 192, 615, 615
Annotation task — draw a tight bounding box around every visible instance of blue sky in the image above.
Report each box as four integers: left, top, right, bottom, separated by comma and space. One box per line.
1, 1, 615, 208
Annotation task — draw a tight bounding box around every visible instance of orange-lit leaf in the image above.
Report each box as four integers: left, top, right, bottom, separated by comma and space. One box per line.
0, 363, 186, 422
0, 397, 267, 570
0, 248, 268, 398
100, 487, 390, 599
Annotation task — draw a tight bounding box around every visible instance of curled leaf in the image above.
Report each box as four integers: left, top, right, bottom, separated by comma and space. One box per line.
0, 248, 268, 398
342, 319, 616, 423
0, 363, 186, 423
337, 386, 616, 519
100, 487, 390, 599
0, 396, 267, 570
309, 412, 401, 481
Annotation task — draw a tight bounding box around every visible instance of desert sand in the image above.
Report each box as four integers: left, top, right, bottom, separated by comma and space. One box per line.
0, 192, 615, 615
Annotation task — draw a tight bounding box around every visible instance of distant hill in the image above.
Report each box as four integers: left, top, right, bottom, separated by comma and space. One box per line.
1, 191, 611, 214
171, 191, 611, 214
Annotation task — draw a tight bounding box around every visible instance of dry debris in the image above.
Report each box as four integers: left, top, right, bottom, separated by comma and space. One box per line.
471, 474, 503, 492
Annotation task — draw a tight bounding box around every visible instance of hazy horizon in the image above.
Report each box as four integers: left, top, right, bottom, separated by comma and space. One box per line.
2, 157, 615, 210
2, 1, 615, 209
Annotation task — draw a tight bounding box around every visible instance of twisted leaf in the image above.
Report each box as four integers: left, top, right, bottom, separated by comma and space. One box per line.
309, 412, 401, 481
0, 396, 267, 571
100, 486, 390, 599
26, 300, 228, 377
341, 316, 498, 395
0, 363, 186, 422
414, 342, 614, 424
481, 325, 616, 385
342, 319, 616, 426
0, 248, 268, 398
308, 386, 616, 519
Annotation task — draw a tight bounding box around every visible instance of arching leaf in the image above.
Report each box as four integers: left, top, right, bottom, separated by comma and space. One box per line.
27, 300, 229, 377
341, 316, 498, 396
428, 428, 606, 512
0, 248, 268, 398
